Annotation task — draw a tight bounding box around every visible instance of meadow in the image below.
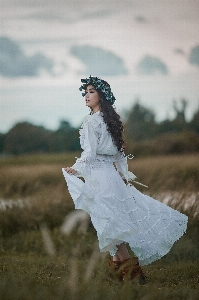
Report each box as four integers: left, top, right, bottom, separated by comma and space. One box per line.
0, 153, 199, 299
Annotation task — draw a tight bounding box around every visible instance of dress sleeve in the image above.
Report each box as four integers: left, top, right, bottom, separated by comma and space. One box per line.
114, 152, 136, 182
72, 118, 98, 178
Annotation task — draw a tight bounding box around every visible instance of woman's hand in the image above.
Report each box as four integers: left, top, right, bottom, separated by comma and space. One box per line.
64, 167, 76, 175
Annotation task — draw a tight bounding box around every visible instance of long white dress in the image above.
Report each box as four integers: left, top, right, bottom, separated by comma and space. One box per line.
62, 111, 188, 266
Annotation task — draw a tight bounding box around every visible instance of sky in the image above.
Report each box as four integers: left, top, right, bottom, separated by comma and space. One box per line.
0, 0, 199, 133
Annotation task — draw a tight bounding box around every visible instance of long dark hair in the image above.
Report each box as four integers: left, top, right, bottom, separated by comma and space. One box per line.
89, 89, 125, 152
100, 92, 125, 151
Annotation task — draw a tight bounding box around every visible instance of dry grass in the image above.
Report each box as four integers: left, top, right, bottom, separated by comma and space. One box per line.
1, 153, 199, 199
129, 153, 199, 193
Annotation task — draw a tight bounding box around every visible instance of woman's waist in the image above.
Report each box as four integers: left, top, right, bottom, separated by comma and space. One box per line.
90, 157, 115, 170
94, 154, 115, 163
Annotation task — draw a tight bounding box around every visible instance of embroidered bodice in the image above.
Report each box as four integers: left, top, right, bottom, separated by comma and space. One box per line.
72, 111, 136, 181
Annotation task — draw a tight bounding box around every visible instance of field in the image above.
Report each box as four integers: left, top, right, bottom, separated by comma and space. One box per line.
0, 153, 199, 299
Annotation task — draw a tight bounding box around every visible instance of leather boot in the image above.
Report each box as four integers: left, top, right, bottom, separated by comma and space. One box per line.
120, 257, 146, 285
108, 260, 123, 281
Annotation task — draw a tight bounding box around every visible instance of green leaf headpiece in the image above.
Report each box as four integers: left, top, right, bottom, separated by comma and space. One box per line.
79, 75, 116, 105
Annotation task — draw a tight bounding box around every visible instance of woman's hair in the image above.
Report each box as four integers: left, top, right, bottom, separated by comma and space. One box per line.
88, 88, 125, 152
99, 91, 125, 152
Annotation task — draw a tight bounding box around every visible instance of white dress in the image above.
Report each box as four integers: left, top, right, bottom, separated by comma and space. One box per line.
62, 111, 188, 266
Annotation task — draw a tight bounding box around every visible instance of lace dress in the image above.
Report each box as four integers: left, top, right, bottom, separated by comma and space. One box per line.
62, 111, 188, 265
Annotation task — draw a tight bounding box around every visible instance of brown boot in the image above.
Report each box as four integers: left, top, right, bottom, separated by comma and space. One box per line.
108, 260, 123, 281
120, 257, 146, 285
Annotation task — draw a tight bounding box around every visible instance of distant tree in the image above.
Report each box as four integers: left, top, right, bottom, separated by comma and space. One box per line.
2, 120, 80, 155
0, 133, 5, 154
156, 99, 187, 135
156, 119, 176, 135
124, 101, 156, 141
172, 98, 188, 124
52, 120, 80, 152
4, 122, 52, 155
189, 107, 199, 134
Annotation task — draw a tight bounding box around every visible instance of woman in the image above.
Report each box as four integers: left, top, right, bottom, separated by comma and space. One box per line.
63, 76, 188, 284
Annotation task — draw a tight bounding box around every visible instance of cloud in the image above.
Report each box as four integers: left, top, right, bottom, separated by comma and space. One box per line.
11, 5, 112, 25
189, 45, 199, 67
134, 15, 148, 23
82, 9, 111, 20
70, 45, 128, 76
136, 55, 168, 75
0, 36, 54, 77
174, 48, 185, 55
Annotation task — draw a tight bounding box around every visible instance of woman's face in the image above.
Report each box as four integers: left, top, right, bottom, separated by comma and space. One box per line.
85, 85, 100, 112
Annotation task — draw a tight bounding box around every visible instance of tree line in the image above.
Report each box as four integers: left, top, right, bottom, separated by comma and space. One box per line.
0, 120, 80, 155
125, 99, 199, 141
124, 99, 199, 156
0, 99, 199, 156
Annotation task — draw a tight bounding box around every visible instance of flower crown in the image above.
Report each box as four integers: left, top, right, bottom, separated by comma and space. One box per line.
79, 75, 116, 105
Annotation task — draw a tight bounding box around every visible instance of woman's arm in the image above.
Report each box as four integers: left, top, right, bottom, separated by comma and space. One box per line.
114, 152, 136, 182
65, 119, 98, 178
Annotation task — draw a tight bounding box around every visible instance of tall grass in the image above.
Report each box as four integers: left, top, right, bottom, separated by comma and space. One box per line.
0, 153, 199, 199
0, 152, 80, 166
0, 153, 199, 299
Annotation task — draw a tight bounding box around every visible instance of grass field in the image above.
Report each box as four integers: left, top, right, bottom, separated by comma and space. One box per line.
0, 153, 199, 299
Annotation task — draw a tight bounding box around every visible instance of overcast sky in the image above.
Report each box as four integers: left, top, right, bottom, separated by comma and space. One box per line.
0, 0, 199, 133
